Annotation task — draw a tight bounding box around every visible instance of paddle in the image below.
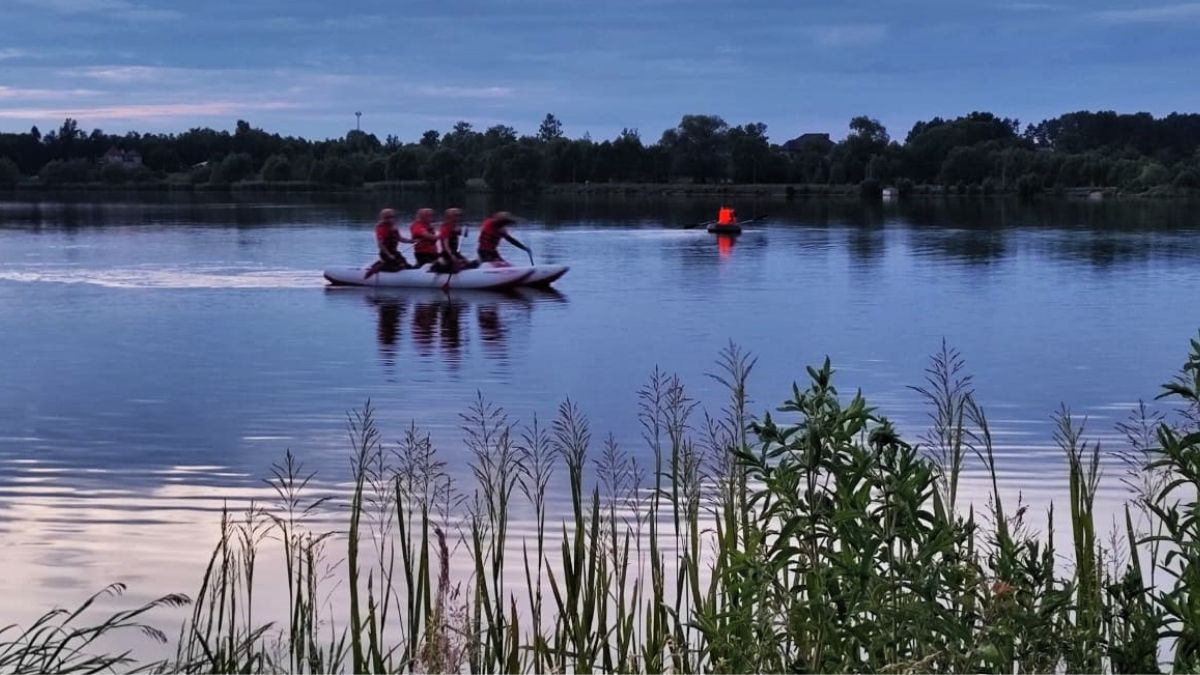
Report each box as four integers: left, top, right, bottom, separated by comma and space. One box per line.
525, 247, 535, 267
684, 220, 716, 230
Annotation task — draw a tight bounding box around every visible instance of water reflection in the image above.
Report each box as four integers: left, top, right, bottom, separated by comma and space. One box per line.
330, 287, 568, 379
717, 234, 736, 258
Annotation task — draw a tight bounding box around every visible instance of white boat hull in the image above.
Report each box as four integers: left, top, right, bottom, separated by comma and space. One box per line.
480, 263, 569, 286
323, 265, 533, 289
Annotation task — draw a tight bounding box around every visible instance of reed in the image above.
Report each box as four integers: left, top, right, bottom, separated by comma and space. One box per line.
5, 331, 1200, 673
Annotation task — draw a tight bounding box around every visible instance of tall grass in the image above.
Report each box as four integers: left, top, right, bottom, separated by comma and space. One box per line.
4, 331, 1200, 673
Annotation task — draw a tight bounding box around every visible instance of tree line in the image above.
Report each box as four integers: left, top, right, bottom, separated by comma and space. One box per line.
1, 110, 1198, 195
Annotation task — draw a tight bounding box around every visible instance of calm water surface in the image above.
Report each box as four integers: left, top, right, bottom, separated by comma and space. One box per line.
1, 193, 1198, 626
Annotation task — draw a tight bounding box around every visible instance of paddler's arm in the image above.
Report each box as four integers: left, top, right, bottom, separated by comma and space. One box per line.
502, 233, 529, 252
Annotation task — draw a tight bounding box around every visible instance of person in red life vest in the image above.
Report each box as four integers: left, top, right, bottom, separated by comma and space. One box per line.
410, 208, 440, 267
436, 207, 471, 271
477, 211, 529, 266
717, 206, 736, 225
365, 208, 412, 278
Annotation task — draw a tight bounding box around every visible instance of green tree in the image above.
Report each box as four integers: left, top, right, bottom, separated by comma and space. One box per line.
423, 148, 465, 188
261, 154, 292, 182
728, 122, 770, 183
385, 148, 424, 181
662, 114, 729, 183
39, 158, 93, 185
538, 114, 564, 142
209, 152, 254, 184
364, 157, 387, 182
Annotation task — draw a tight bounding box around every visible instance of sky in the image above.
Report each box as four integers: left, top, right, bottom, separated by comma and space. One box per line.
1, 0, 1199, 143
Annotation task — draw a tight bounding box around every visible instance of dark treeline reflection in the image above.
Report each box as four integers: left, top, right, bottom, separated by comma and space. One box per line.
2, 194, 1197, 270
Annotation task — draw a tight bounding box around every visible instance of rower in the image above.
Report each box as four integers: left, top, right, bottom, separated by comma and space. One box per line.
410, 208, 440, 267
477, 211, 529, 266
717, 206, 737, 225
365, 208, 412, 278
437, 208, 471, 271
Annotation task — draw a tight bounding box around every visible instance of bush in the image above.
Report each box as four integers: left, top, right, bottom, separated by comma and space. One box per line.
310, 157, 361, 187
858, 177, 882, 201
364, 157, 387, 183
38, 159, 93, 185
0, 157, 19, 187
1172, 167, 1200, 189
1016, 173, 1042, 198
895, 177, 914, 197
1131, 162, 1171, 191
209, 152, 255, 185
189, 164, 212, 185
260, 154, 292, 182
982, 176, 999, 195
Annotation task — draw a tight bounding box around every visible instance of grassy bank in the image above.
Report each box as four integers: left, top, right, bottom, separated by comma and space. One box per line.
4, 335, 1200, 673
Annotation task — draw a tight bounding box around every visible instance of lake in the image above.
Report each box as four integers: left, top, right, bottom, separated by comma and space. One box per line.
1, 192, 1198, 632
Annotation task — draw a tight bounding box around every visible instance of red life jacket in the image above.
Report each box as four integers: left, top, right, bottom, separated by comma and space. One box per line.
376, 222, 399, 254
440, 222, 461, 254
411, 221, 436, 255
478, 218, 503, 253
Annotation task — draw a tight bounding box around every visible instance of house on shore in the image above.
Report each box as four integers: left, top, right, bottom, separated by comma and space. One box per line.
101, 148, 143, 167
783, 133, 834, 154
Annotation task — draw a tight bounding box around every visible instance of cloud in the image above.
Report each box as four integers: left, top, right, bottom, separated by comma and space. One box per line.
1001, 2, 1063, 10
73, 65, 176, 82
411, 85, 516, 99
0, 101, 297, 121
0, 86, 102, 100
1091, 2, 1200, 22
810, 24, 888, 47
0, 49, 30, 60
11, 0, 181, 20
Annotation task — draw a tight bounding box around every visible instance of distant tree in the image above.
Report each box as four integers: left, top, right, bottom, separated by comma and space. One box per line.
938, 146, 991, 185
484, 125, 518, 148
859, 177, 882, 201
663, 114, 729, 183
39, 158, 93, 185
364, 157, 387, 182
261, 154, 292, 182
0, 157, 20, 186
310, 157, 360, 186
849, 116, 889, 145
728, 122, 770, 183
385, 148, 423, 181
345, 130, 382, 154
423, 148, 465, 189
538, 114, 564, 142
419, 130, 440, 148
1016, 173, 1043, 198
29, 126, 40, 142
1132, 162, 1171, 190
209, 152, 255, 184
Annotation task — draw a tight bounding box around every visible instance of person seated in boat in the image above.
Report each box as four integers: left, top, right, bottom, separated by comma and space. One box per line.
365, 208, 412, 278
717, 206, 737, 225
436, 208, 472, 271
410, 208, 440, 268
477, 211, 529, 266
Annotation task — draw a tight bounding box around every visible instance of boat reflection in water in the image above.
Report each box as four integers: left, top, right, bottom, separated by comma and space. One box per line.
717, 234, 737, 258
327, 286, 567, 376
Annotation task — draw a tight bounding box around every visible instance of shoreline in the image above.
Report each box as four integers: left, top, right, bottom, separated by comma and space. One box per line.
0, 180, 1194, 201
